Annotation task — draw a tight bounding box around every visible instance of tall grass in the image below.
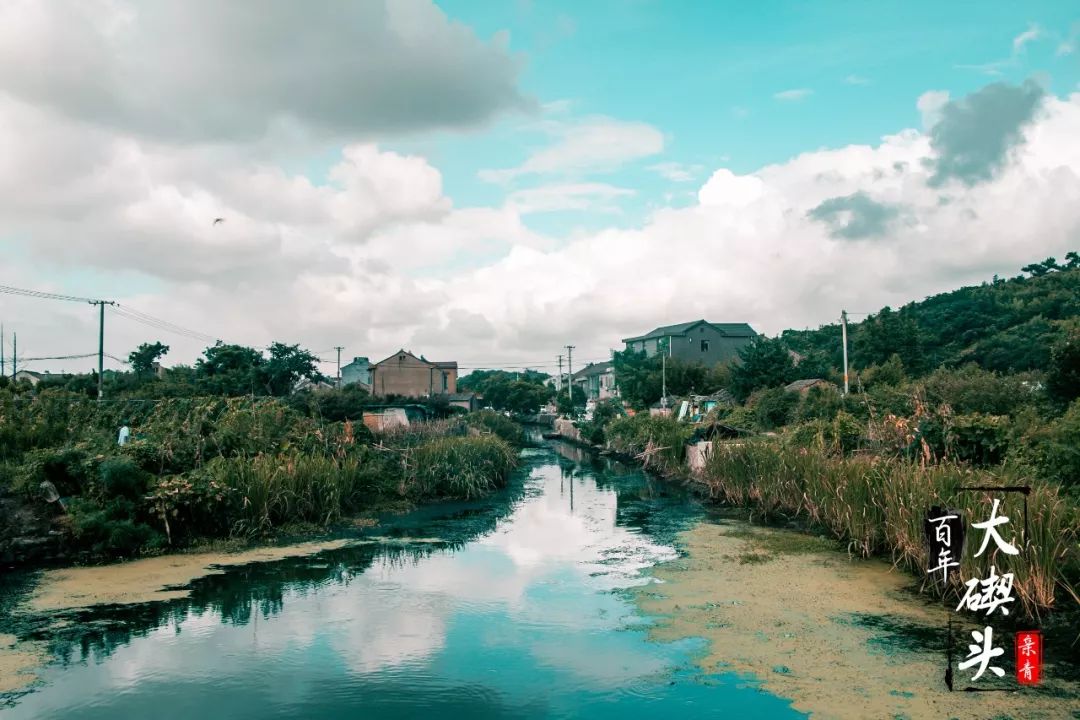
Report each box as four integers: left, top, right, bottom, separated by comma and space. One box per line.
699, 440, 1079, 618
606, 415, 696, 474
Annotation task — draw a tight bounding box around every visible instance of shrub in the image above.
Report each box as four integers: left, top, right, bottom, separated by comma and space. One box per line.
68, 497, 161, 557
408, 436, 517, 499
945, 413, 1010, 466
749, 387, 798, 430
98, 457, 150, 500
795, 385, 844, 422
466, 410, 525, 446
606, 414, 695, 474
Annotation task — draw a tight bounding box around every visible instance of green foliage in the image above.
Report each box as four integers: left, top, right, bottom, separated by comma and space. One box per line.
786, 411, 863, 455
730, 336, 794, 401
575, 398, 625, 445
853, 307, 921, 370
749, 387, 799, 430
945, 413, 1010, 466
699, 442, 1077, 617
612, 348, 730, 409
466, 410, 526, 445
97, 457, 149, 501
458, 370, 552, 415
1027, 399, 1080, 489
68, 496, 162, 557
606, 414, 695, 473
554, 386, 586, 417
859, 354, 907, 389
128, 341, 170, 375
288, 384, 373, 423
1046, 331, 1080, 404
794, 384, 844, 422
408, 436, 517, 499
921, 364, 1035, 416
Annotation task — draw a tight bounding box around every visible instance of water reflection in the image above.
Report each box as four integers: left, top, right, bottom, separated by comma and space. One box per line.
2, 441, 804, 719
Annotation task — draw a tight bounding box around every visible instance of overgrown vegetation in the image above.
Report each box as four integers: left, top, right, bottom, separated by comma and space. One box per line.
698, 441, 1077, 618
0, 389, 519, 561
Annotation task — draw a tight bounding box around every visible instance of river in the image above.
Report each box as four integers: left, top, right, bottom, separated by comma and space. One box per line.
1, 438, 1076, 719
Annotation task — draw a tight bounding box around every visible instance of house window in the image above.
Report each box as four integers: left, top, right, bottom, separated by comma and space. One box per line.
442, 372, 448, 391
701, 340, 710, 352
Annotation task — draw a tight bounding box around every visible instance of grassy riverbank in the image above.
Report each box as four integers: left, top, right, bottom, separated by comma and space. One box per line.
0, 391, 520, 564
596, 412, 1079, 620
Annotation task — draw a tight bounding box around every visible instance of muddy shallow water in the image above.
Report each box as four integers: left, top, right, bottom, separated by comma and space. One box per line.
1, 440, 1077, 718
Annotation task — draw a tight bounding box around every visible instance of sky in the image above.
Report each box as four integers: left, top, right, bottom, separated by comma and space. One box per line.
1, 0, 1079, 377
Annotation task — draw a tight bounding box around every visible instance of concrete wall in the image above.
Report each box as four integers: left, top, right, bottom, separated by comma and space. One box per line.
554, 418, 582, 443
686, 440, 712, 473
668, 325, 753, 365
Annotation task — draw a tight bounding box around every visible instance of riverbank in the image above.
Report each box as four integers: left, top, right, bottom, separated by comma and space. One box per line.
636, 515, 1080, 719
0, 396, 521, 568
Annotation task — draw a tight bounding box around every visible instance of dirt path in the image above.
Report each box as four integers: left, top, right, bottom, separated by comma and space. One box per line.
636, 518, 1079, 720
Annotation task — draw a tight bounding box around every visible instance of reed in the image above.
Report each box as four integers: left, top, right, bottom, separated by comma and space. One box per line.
699, 440, 1079, 618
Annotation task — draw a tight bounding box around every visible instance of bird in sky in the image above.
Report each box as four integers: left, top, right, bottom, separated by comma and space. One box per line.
212, 217, 225, 226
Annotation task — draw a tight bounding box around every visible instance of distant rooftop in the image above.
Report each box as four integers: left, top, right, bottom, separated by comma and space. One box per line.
623, 320, 756, 343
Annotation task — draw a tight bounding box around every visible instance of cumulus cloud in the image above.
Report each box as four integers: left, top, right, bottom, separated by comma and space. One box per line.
479, 116, 664, 182
917, 90, 950, 130
808, 192, 904, 239
3, 17, 1079, 387
927, 80, 1045, 186
0, 0, 532, 143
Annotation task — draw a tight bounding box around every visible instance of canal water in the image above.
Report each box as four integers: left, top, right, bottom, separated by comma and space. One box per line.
1, 440, 804, 719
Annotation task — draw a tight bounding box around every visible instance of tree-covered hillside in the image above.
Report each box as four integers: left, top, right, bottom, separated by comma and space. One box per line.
781, 253, 1080, 377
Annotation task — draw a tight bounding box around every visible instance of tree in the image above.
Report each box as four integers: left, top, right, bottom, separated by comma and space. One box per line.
458, 370, 552, 414
261, 342, 323, 396
1047, 332, 1080, 404
195, 343, 265, 396
612, 348, 663, 409
128, 342, 170, 375
729, 336, 794, 401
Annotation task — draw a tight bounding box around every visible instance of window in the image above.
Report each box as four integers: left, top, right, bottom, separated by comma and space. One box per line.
442, 372, 448, 391
701, 340, 710, 352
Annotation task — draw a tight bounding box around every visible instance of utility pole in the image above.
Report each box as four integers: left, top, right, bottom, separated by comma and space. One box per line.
841, 309, 850, 396
557, 355, 563, 392
564, 345, 575, 413
11, 332, 16, 379
90, 300, 115, 400
660, 337, 668, 408
334, 346, 344, 387
1, 323, 4, 377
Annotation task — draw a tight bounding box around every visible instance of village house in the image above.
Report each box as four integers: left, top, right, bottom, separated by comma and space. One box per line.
370, 349, 458, 398
340, 356, 372, 390
622, 320, 757, 365
571, 361, 618, 401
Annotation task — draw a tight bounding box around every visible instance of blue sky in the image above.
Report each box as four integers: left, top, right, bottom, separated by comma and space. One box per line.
383, 1, 1080, 236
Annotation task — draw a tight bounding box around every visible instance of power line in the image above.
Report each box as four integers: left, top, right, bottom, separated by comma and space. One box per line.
0, 284, 99, 304
111, 305, 219, 344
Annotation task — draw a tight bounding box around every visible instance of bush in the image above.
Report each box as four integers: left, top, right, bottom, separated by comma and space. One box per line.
408, 436, 518, 499
68, 497, 162, 557
945, 413, 1010, 466
749, 387, 798, 430
98, 457, 150, 500
606, 414, 695, 473
795, 385, 844, 422
466, 410, 525, 446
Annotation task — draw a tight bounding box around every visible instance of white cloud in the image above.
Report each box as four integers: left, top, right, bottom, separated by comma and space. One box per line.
479, 116, 664, 182
774, 88, 813, 102
1013, 23, 1042, 54
845, 75, 871, 86
917, 90, 951, 130
0, 0, 531, 143
3, 8, 1079, 381
648, 162, 703, 183
507, 183, 634, 214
